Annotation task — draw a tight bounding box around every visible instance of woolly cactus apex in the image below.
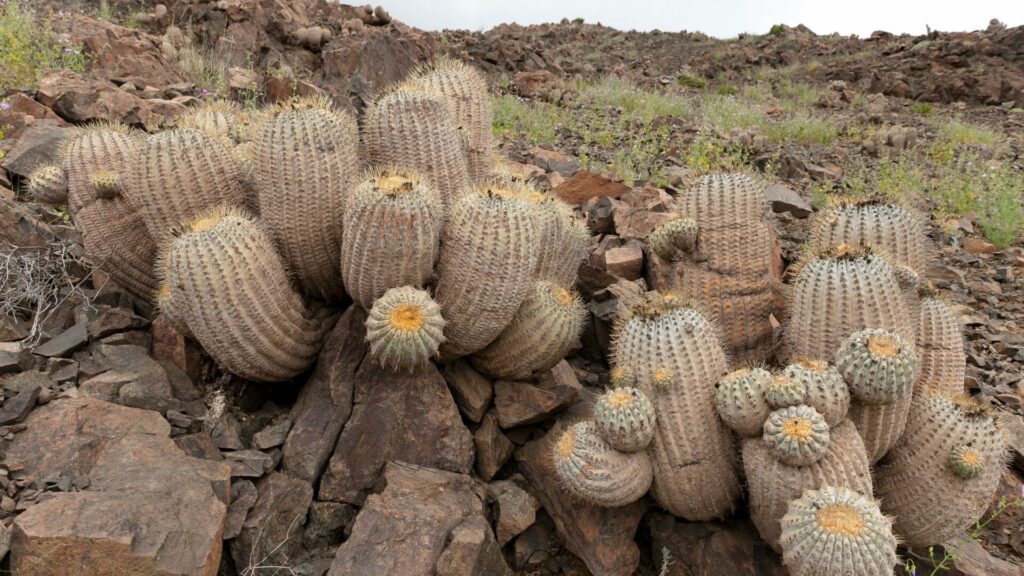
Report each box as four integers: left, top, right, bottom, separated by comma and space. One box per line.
743, 419, 874, 551
714, 367, 772, 437
90, 169, 121, 199
254, 104, 359, 300
340, 168, 444, 309
434, 189, 538, 359
552, 420, 653, 508
608, 365, 636, 388
27, 164, 67, 204
530, 196, 589, 288
365, 286, 446, 372
915, 297, 966, 396
611, 296, 742, 520
128, 128, 246, 241
470, 281, 586, 379
836, 328, 918, 405
765, 372, 808, 409
780, 486, 898, 576
764, 405, 831, 466
809, 200, 927, 273
593, 387, 657, 453
679, 172, 764, 225
363, 88, 471, 211
175, 100, 244, 144
164, 206, 335, 382
785, 244, 915, 361
784, 359, 850, 427
649, 217, 698, 260
874, 394, 1008, 547
404, 57, 494, 183
62, 125, 158, 301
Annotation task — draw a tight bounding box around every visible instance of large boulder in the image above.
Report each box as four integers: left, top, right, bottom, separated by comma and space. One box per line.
71, 14, 186, 88
37, 70, 186, 126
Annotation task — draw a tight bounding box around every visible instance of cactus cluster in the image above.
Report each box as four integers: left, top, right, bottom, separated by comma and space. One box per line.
551, 420, 653, 508
810, 200, 927, 273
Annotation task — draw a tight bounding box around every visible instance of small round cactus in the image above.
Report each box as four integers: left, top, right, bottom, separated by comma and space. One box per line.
649, 217, 698, 260
765, 372, 808, 409
783, 360, 850, 427
714, 367, 772, 437
947, 444, 987, 479
552, 420, 653, 508
835, 328, 917, 405
763, 405, 830, 466
27, 164, 67, 204
90, 170, 121, 199
779, 486, 898, 576
593, 387, 656, 453
365, 286, 446, 372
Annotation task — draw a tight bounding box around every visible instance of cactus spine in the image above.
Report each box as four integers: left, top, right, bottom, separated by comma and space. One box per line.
780, 486, 898, 576
782, 360, 850, 427
810, 201, 927, 273
365, 286, 446, 372
915, 297, 966, 396
552, 421, 653, 508
340, 168, 443, 309
763, 405, 831, 466
714, 367, 772, 437
27, 164, 67, 205
593, 387, 657, 453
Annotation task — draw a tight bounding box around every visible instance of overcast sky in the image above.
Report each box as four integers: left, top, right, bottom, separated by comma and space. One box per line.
383, 0, 1024, 37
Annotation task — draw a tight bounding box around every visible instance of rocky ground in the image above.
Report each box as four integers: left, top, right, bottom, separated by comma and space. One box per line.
1, 1, 1023, 575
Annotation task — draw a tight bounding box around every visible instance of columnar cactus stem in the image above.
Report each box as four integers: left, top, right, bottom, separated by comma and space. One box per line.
915, 297, 966, 396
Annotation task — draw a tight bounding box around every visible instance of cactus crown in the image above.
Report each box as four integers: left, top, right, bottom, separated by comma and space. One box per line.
609, 366, 635, 388
866, 333, 901, 358
795, 359, 828, 372
366, 286, 446, 372
90, 170, 120, 196
363, 166, 427, 196
816, 502, 866, 536
605, 387, 637, 408
765, 373, 807, 408
836, 328, 917, 405
388, 304, 424, 332
947, 444, 986, 479
651, 367, 674, 390
763, 405, 830, 466
555, 425, 577, 460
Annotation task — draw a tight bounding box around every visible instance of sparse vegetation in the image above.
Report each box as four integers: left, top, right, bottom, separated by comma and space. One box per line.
911, 102, 934, 115
0, 0, 87, 93
492, 94, 563, 146
932, 117, 1004, 149
676, 73, 707, 90
174, 45, 229, 95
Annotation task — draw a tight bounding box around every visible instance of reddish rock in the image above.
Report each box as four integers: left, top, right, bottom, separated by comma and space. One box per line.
151, 316, 204, 383
612, 207, 676, 241
71, 14, 186, 88
527, 147, 580, 177
442, 360, 494, 423
512, 70, 560, 99
493, 380, 578, 429
37, 70, 185, 126
0, 122, 79, 179
474, 412, 514, 481
764, 184, 812, 218
964, 237, 997, 254
494, 483, 540, 547
647, 512, 785, 576
604, 241, 644, 280
436, 516, 510, 576
554, 171, 631, 205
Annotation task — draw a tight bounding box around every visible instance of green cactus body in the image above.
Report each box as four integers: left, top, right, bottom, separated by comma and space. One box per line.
404, 58, 494, 183
365, 286, 446, 372
164, 207, 335, 382
363, 89, 471, 212
764, 372, 808, 409
786, 245, 914, 361
649, 217, 698, 261
836, 328, 917, 405
254, 104, 359, 300
434, 189, 538, 359
340, 169, 444, 309
915, 298, 966, 396
743, 419, 873, 551
611, 296, 742, 520
593, 387, 657, 453
810, 201, 927, 274
714, 367, 772, 437
63, 125, 158, 301
679, 172, 764, 225
874, 395, 1007, 547
470, 280, 585, 379
779, 486, 898, 576
27, 164, 67, 205
530, 197, 589, 288
763, 405, 831, 466
552, 421, 653, 508
784, 360, 850, 427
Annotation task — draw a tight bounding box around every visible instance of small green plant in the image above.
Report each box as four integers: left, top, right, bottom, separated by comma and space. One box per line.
175, 45, 229, 95
676, 73, 707, 90
911, 102, 934, 115
717, 85, 738, 96
491, 94, 562, 146
0, 0, 88, 93
572, 17, 584, 24
932, 117, 1004, 149
769, 24, 786, 35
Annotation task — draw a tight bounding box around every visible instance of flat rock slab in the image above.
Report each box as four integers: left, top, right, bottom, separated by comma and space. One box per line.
442, 360, 493, 423
493, 380, 578, 429
32, 323, 88, 358
230, 472, 313, 574
647, 511, 786, 576
7, 396, 230, 576
318, 360, 474, 505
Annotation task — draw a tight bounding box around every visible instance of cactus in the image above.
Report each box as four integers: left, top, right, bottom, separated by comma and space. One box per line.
593, 387, 657, 453
764, 372, 808, 409
254, 100, 359, 300
608, 365, 635, 388
90, 169, 121, 199
470, 280, 586, 379
552, 420, 653, 508
779, 486, 898, 576
810, 200, 927, 274
530, 197, 589, 288
128, 128, 246, 241
679, 172, 765, 224
786, 245, 914, 361
874, 394, 1008, 547
648, 217, 698, 260
362, 88, 471, 211
63, 124, 158, 301
340, 168, 444, 309
714, 367, 772, 437
163, 206, 335, 382
434, 188, 538, 359
175, 100, 244, 145
365, 286, 446, 372
783, 360, 850, 427
743, 419, 874, 551
27, 164, 67, 205
836, 328, 917, 405
404, 57, 494, 183
763, 405, 831, 466
154, 281, 192, 338
915, 297, 966, 396
611, 294, 742, 520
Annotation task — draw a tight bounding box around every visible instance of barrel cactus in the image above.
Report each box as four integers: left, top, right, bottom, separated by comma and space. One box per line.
27, 164, 67, 204
714, 367, 772, 437
552, 420, 653, 508
679, 172, 765, 224
365, 286, 446, 372
340, 168, 444, 309
810, 200, 927, 274
593, 387, 656, 453
780, 486, 898, 576
781, 360, 850, 427
174, 100, 245, 145
915, 297, 966, 396
529, 197, 589, 288
764, 371, 808, 409
649, 217, 698, 260
763, 405, 831, 467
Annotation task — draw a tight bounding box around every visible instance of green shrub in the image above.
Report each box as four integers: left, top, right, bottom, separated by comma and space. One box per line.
911, 102, 933, 115
677, 73, 707, 90
769, 24, 786, 36
0, 0, 87, 93
717, 85, 738, 96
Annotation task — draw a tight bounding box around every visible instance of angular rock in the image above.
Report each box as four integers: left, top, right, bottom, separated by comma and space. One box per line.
304, 501, 357, 549
174, 431, 223, 462
0, 343, 32, 375
512, 70, 560, 100
554, 171, 631, 205
211, 413, 244, 451
37, 69, 185, 126
442, 360, 494, 423
253, 418, 291, 450
604, 241, 644, 280
0, 383, 40, 425
230, 472, 314, 574
225, 449, 275, 478
527, 147, 580, 177
71, 14, 186, 88
224, 480, 258, 540
0, 122, 77, 179
80, 370, 137, 403
495, 483, 540, 547
0, 197, 57, 250
764, 183, 812, 218
613, 207, 676, 241
436, 516, 510, 576
90, 344, 176, 413
965, 237, 997, 254
647, 511, 785, 576
475, 412, 514, 481
493, 380, 578, 429
87, 308, 149, 340
32, 323, 88, 358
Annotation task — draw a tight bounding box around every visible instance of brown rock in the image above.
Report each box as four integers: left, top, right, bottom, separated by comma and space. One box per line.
554, 171, 631, 205
474, 412, 514, 481
319, 361, 474, 504
224, 480, 258, 540
764, 184, 812, 218
604, 240, 644, 280
37, 69, 185, 126
224, 449, 275, 478
493, 380, 578, 429
495, 483, 540, 547
436, 516, 511, 576
612, 207, 676, 241
151, 316, 203, 382
442, 360, 494, 423
527, 147, 580, 177
0, 122, 78, 179
71, 14, 186, 88
230, 472, 313, 574
0, 198, 57, 249
941, 535, 1024, 576
965, 237, 997, 254
0, 383, 40, 425
647, 511, 785, 576
87, 308, 149, 340
174, 431, 223, 461
512, 70, 560, 100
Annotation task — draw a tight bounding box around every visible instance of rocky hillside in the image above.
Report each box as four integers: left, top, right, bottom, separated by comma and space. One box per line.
1, 1, 1023, 576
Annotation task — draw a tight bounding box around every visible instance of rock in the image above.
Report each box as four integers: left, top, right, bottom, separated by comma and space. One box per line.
512, 70, 561, 100
7, 397, 230, 576
282, 308, 363, 483
527, 147, 580, 177
224, 480, 258, 540
230, 472, 314, 574
319, 359, 474, 504
37, 69, 185, 126
516, 422, 647, 576
475, 412, 515, 481
604, 241, 644, 280
304, 501, 357, 549
927, 263, 967, 286
253, 418, 291, 450
32, 323, 88, 358
0, 523, 8, 563
90, 344, 176, 413
436, 516, 511, 576
585, 196, 618, 234
79, 370, 137, 403
0, 383, 40, 425
442, 360, 494, 423
0, 315, 29, 342
965, 237, 997, 254
71, 14, 186, 88
0, 122, 78, 179
554, 171, 631, 205
495, 483, 540, 547
225, 449, 275, 478
514, 522, 554, 570
327, 462, 493, 576
173, 431, 223, 461
0, 197, 57, 250
0, 344, 32, 375
612, 207, 676, 241
493, 380, 578, 429
943, 535, 1024, 576
151, 315, 203, 382
87, 308, 148, 340
647, 511, 785, 576
764, 184, 812, 218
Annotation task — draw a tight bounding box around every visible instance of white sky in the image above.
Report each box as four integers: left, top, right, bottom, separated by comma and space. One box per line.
383, 0, 1024, 37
